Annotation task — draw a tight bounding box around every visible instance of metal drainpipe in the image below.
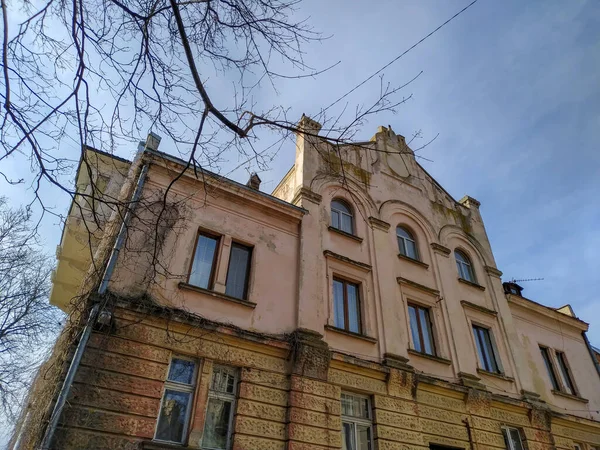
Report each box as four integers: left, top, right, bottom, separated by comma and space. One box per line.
40, 162, 149, 449
582, 330, 600, 379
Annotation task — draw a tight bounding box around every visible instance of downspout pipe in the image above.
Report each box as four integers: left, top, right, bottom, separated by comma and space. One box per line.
582, 331, 600, 379
40, 162, 149, 449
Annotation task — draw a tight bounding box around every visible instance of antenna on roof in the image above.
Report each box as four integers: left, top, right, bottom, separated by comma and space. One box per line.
509, 277, 544, 283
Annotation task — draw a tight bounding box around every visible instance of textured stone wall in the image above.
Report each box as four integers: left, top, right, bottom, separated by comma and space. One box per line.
47, 305, 600, 450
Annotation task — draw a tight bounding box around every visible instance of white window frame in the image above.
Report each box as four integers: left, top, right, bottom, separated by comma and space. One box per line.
396, 226, 418, 260
455, 250, 476, 282
201, 365, 238, 450
154, 356, 198, 444
341, 392, 373, 450
331, 199, 354, 234
502, 426, 524, 450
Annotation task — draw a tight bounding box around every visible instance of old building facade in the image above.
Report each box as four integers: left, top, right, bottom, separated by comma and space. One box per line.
12, 117, 600, 449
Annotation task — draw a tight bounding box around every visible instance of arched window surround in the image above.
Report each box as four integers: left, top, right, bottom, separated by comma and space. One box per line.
330, 198, 355, 235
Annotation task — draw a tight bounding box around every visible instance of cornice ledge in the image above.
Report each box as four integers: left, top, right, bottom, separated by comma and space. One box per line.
383, 352, 414, 372
368, 216, 391, 232
430, 242, 451, 257
485, 265, 503, 278
458, 371, 487, 391
292, 187, 322, 205
324, 250, 372, 271
460, 300, 497, 317
397, 277, 440, 296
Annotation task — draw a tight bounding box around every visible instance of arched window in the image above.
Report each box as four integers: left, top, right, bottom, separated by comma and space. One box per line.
455, 250, 475, 282
396, 226, 418, 260
331, 199, 354, 234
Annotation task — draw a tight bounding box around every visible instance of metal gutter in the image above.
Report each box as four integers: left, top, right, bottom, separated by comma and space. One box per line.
40, 162, 149, 449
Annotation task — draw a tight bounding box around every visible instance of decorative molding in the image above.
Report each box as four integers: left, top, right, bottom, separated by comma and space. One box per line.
430, 242, 451, 257
477, 368, 514, 383
460, 300, 497, 317
458, 278, 486, 291
323, 250, 371, 271
292, 187, 322, 205
397, 253, 429, 269
368, 216, 390, 232
327, 226, 364, 243
178, 282, 257, 309
485, 265, 503, 278
397, 277, 440, 296
324, 325, 377, 343
407, 349, 452, 365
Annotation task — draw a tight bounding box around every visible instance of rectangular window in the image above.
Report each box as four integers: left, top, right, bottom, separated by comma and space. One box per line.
408, 304, 435, 355
155, 357, 197, 444
333, 278, 361, 334
225, 243, 252, 299
189, 232, 220, 289
472, 325, 500, 373
202, 366, 238, 450
341, 393, 372, 450
540, 346, 560, 391
502, 427, 524, 450
556, 351, 577, 395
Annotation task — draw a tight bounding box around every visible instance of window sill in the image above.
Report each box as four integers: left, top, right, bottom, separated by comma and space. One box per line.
328, 226, 363, 243
458, 278, 486, 291
552, 390, 589, 403
178, 282, 257, 309
407, 349, 451, 365
142, 441, 186, 449
477, 368, 514, 382
324, 325, 377, 343
397, 254, 429, 269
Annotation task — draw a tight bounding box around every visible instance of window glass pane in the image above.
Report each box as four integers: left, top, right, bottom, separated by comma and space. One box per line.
419, 308, 434, 355
397, 237, 407, 256
341, 393, 369, 419
155, 390, 191, 443
334, 280, 345, 329
342, 422, 355, 450
332, 200, 351, 215
202, 397, 232, 450
481, 328, 498, 372
189, 234, 218, 289
168, 359, 196, 385
473, 327, 486, 370
408, 306, 421, 353
225, 243, 251, 299
211, 367, 236, 394
341, 213, 353, 234
556, 352, 576, 395
396, 227, 412, 240
357, 424, 371, 450
509, 428, 524, 450
540, 347, 560, 390
406, 239, 417, 259
331, 210, 340, 229
347, 283, 359, 333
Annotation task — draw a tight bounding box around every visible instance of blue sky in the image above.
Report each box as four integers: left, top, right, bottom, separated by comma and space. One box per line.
1, 0, 599, 348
